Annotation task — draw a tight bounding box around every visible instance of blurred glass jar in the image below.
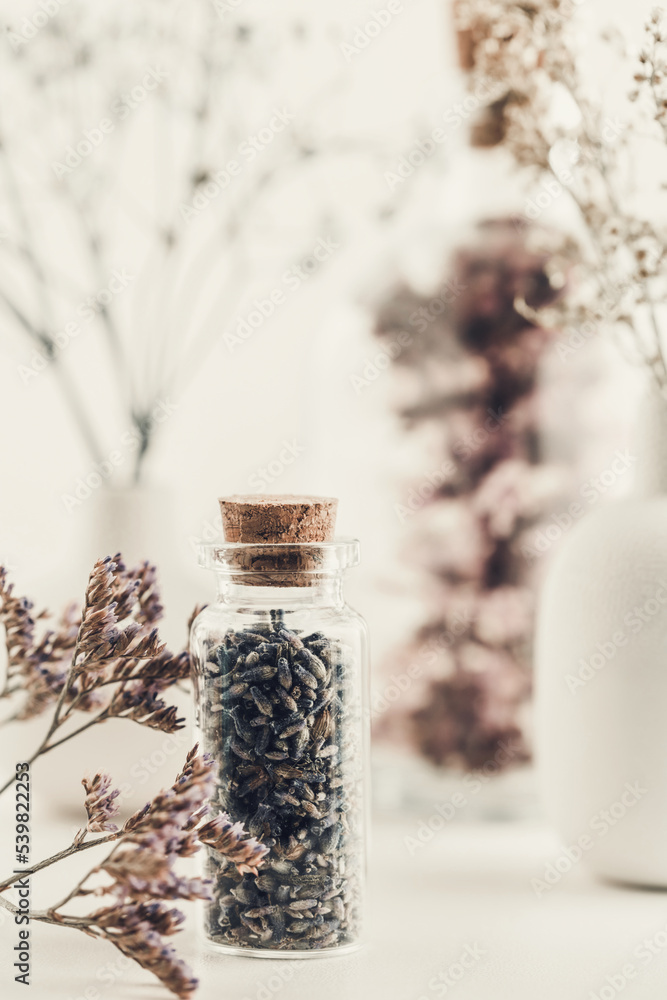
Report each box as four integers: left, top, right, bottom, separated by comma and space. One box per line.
190, 540, 369, 956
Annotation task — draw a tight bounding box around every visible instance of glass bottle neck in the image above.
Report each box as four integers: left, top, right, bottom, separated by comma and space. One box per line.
215, 576, 345, 608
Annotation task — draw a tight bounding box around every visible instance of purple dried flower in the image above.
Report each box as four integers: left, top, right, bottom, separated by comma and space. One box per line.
103, 748, 216, 901
75, 557, 165, 666
15, 750, 267, 1000
0, 569, 79, 720
198, 812, 269, 875
0, 567, 38, 684
82, 773, 120, 833
128, 561, 164, 626
91, 901, 197, 998
0, 554, 190, 736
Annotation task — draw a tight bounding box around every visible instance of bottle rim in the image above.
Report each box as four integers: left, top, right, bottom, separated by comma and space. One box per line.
197, 538, 360, 576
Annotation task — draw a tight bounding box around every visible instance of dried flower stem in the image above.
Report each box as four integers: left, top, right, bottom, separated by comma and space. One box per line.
0, 692, 172, 795
0, 654, 94, 795
0, 832, 119, 894
0, 555, 188, 797
0, 895, 86, 929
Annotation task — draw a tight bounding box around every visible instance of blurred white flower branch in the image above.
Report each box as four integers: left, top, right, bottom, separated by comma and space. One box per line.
0, 0, 405, 483
454, 0, 667, 392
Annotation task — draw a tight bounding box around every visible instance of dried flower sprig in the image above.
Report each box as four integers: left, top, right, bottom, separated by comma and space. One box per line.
0, 748, 268, 998
81, 773, 120, 837
454, 0, 667, 391
0, 554, 191, 795
198, 813, 269, 876
0, 566, 48, 700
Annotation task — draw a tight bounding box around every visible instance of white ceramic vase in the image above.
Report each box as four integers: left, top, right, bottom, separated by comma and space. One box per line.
536, 488, 667, 887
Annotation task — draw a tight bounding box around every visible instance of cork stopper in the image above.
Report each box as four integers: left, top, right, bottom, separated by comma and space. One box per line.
216, 495, 339, 585
218, 495, 338, 544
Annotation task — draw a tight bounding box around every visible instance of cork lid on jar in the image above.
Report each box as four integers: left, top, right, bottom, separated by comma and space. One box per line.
216, 495, 340, 585
218, 495, 338, 544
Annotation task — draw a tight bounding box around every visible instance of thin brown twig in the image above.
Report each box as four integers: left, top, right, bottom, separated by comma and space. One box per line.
0, 832, 119, 894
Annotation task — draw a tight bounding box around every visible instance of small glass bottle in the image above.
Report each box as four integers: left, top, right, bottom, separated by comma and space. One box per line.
191, 495, 369, 957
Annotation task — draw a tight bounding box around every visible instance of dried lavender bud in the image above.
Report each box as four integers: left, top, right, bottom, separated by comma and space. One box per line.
277, 657, 292, 689
278, 719, 306, 739
249, 687, 273, 716
249, 715, 270, 728
215, 647, 233, 672
312, 690, 334, 713
236, 664, 277, 683
224, 682, 249, 700
81, 773, 120, 834
254, 728, 270, 756
292, 663, 318, 689
311, 708, 331, 742
238, 633, 267, 647
299, 649, 327, 680
198, 622, 363, 952
291, 728, 310, 761
274, 687, 298, 712
319, 823, 341, 853
277, 628, 303, 650
229, 706, 255, 742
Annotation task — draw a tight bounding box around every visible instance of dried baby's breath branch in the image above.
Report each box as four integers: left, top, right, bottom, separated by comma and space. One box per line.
0, 7, 391, 486
454, 0, 667, 392
0, 749, 267, 998
0, 555, 192, 796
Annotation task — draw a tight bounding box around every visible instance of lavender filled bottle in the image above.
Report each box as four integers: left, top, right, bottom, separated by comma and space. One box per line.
191, 495, 369, 957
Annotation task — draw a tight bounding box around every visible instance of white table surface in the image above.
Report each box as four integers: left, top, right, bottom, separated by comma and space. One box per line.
3, 816, 667, 1000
